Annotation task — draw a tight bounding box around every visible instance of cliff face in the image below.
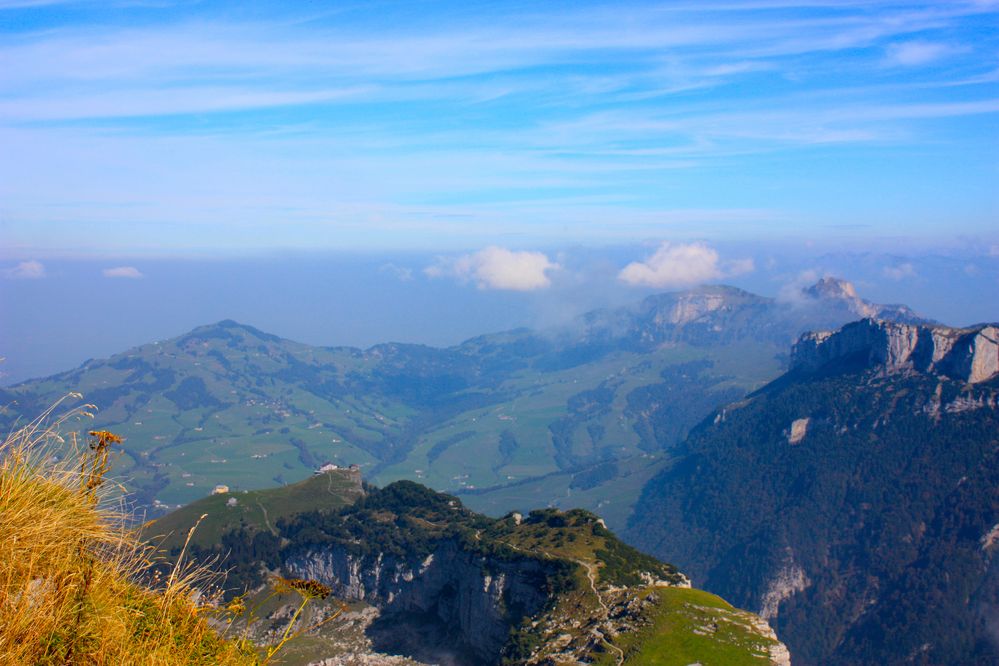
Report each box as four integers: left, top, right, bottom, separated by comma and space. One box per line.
284, 539, 550, 662
792, 318, 999, 384
283, 537, 791, 666
652, 289, 734, 326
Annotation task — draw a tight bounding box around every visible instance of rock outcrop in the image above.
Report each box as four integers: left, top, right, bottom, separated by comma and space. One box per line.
655, 289, 732, 325
803, 277, 878, 318
285, 539, 551, 663
802, 277, 923, 323
792, 319, 999, 384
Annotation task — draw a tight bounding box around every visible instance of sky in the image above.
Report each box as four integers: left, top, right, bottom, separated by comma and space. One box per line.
1, 0, 997, 254
1, 1, 998, 383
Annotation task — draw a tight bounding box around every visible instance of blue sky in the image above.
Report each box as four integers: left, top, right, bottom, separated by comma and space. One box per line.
1, 1, 998, 385
1, 0, 997, 256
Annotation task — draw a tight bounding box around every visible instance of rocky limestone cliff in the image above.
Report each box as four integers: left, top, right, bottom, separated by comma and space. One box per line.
285, 539, 551, 663
792, 318, 999, 384
654, 289, 733, 325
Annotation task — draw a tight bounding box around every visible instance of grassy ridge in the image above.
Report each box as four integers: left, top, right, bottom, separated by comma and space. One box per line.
148, 469, 364, 552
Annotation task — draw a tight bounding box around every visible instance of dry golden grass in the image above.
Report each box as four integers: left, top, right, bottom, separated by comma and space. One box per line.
0, 396, 259, 665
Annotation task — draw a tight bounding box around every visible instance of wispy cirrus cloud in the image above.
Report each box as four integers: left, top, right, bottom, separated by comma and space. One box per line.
0, 86, 373, 122
885, 41, 956, 67
1, 3, 993, 120
3, 260, 45, 278
0, 1, 996, 253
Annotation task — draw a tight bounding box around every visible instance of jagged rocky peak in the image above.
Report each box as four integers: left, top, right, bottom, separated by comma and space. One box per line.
804, 276, 861, 301
792, 318, 999, 383
800, 276, 926, 323
802, 277, 878, 318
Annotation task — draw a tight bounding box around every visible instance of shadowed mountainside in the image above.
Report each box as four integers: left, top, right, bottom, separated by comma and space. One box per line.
627, 318, 999, 665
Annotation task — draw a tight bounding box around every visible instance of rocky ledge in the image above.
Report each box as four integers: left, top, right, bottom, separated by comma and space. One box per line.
792, 318, 999, 384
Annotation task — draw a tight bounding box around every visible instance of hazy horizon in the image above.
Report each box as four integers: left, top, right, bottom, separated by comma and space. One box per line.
3, 242, 997, 386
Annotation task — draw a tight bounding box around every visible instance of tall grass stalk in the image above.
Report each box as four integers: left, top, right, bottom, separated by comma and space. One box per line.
0, 397, 258, 665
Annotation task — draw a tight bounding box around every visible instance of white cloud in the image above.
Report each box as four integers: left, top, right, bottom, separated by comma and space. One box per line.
3, 260, 45, 279
102, 266, 143, 278
426, 246, 559, 291
882, 262, 916, 280
618, 242, 752, 288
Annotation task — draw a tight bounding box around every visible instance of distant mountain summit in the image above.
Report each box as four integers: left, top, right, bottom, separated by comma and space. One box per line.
801, 276, 925, 323
573, 278, 930, 350
803, 275, 862, 301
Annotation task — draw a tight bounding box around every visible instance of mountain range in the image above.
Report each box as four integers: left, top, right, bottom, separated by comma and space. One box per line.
0, 278, 923, 523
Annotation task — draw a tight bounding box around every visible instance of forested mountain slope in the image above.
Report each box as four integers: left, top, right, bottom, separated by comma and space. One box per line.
627, 319, 999, 664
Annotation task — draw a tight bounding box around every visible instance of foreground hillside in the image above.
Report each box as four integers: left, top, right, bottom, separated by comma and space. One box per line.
628, 318, 999, 664
1, 279, 922, 524
0, 412, 257, 665
154, 474, 790, 665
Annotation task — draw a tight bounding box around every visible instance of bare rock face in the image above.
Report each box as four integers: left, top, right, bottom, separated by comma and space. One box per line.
791, 319, 999, 384
787, 418, 810, 445
285, 539, 551, 663
656, 291, 731, 325
759, 550, 810, 620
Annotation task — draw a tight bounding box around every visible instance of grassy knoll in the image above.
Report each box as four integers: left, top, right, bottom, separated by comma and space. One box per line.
148, 469, 364, 552
601, 587, 783, 666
